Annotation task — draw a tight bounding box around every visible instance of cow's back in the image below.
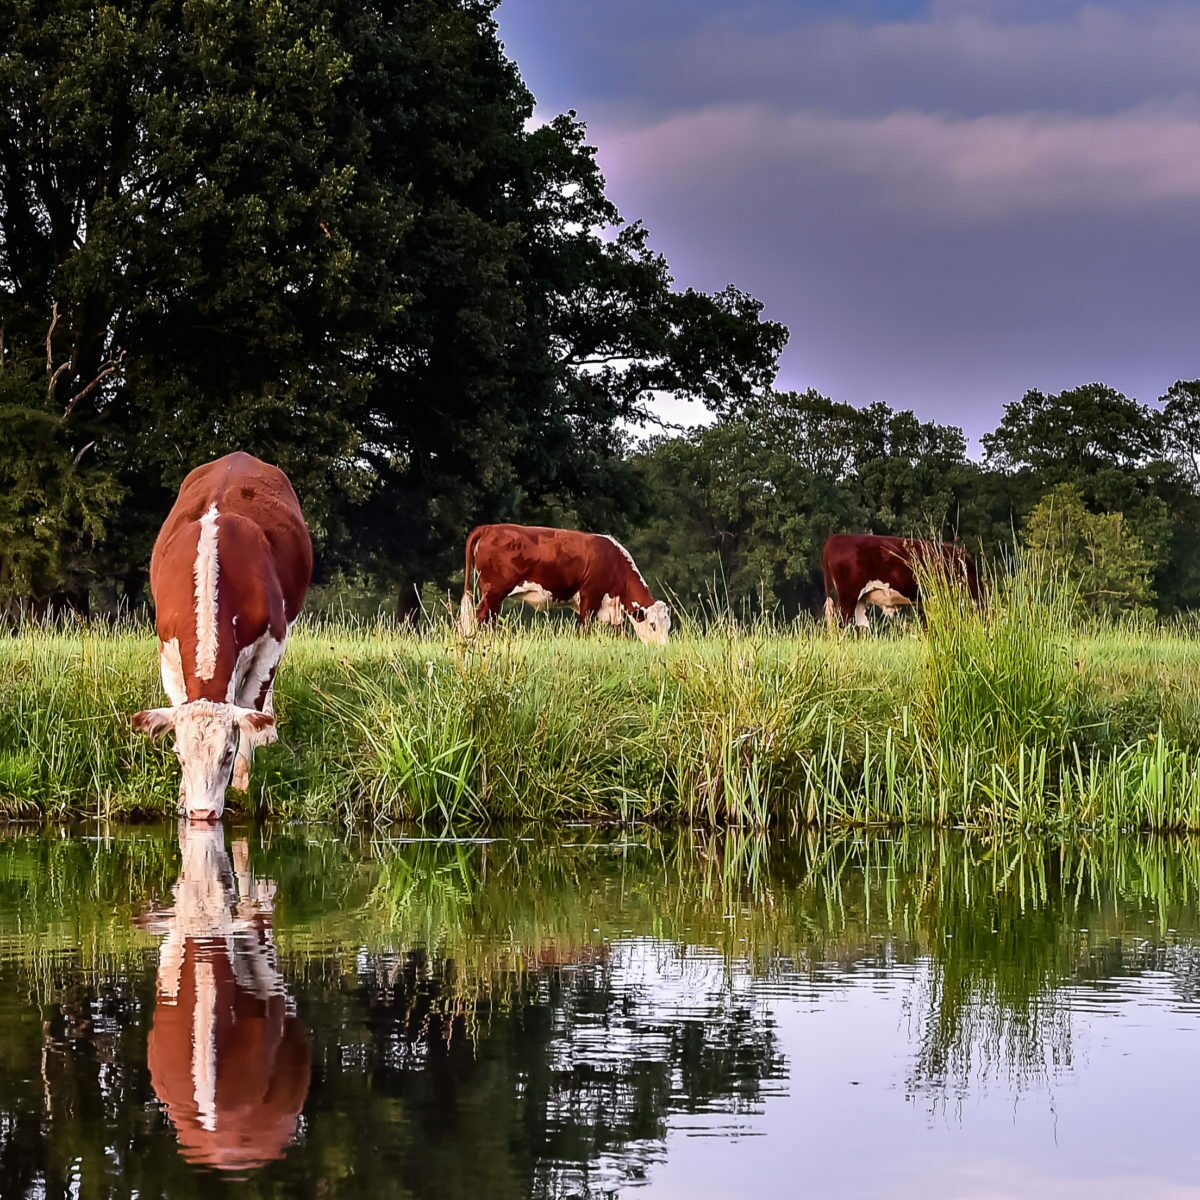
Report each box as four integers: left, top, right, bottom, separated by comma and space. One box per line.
151, 455, 311, 622
473, 524, 591, 594
473, 524, 643, 600
824, 533, 969, 597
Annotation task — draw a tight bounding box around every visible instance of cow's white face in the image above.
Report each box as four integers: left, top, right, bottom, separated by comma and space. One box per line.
132, 700, 275, 820
629, 600, 672, 645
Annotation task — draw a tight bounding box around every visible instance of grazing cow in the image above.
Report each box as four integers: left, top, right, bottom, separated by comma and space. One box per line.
459, 523, 672, 645
139, 824, 310, 1171
132, 452, 312, 819
822, 533, 980, 630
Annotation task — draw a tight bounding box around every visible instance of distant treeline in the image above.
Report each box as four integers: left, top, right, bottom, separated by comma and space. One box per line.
0, 1, 1195, 618
625, 382, 1200, 618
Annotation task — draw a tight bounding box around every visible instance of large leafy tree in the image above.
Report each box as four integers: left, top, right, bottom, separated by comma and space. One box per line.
1, 0, 398, 606
1160, 380, 1200, 488
0, 310, 123, 612
0, 0, 785, 608
981, 384, 1160, 478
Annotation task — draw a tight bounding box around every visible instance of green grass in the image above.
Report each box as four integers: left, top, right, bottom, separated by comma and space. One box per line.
6, 573, 1200, 829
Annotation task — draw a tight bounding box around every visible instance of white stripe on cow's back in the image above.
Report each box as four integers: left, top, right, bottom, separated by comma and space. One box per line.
601, 534, 647, 588
193, 504, 220, 680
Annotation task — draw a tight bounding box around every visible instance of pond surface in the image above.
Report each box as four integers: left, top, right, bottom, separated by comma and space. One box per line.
1, 825, 1200, 1197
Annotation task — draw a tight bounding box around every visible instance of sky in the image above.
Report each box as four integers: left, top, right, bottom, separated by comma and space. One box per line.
495, 0, 1200, 444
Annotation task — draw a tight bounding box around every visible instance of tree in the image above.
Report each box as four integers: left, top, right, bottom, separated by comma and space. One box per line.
981, 383, 1180, 594
342, 88, 787, 587
1159, 380, 1200, 489
1, 0, 399, 602
0, 0, 785, 607
1020, 484, 1154, 616
982, 384, 1161, 477
0, 310, 123, 613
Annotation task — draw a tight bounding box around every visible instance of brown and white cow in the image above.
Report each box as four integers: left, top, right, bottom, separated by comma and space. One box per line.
132, 452, 312, 819
822, 533, 981, 630
458, 523, 672, 645
139, 823, 310, 1171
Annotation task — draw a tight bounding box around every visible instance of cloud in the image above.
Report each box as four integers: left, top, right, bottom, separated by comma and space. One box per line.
519, 1, 1200, 123
596, 103, 1200, 223
496, 0, 1200, 437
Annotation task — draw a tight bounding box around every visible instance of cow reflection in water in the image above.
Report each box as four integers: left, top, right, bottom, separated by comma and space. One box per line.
139, 823, 310, 1171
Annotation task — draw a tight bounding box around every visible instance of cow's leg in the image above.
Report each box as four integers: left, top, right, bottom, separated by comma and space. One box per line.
474, 571, 515, 626
575, 589, 606, 634
233, 668, 277, 792
231, 636, 284, 792
475, 588, 507, 625
823, 596, 838, 633
476, 570, 531, 625
596, 594, 623, 629
158, 639, 191, 815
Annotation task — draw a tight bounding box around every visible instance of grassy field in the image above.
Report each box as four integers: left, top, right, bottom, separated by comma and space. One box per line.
6, 565, 1200, 829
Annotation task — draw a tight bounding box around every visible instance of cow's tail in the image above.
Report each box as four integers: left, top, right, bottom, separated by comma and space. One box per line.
459, 528, 482, 636
821, 550, 838, 632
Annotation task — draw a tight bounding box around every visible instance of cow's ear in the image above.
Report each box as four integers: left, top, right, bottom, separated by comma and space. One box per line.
630, 604, 647, 622
238, 709, 277, 745
132, 708, 176, 739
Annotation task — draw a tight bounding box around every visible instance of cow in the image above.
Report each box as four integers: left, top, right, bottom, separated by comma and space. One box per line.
131, 452, 312, 820
821, 533, 981, 630
139, 823, 310, 1171
458, 523, 671, 645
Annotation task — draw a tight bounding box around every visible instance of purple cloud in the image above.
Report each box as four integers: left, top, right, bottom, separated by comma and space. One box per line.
497, 0, 1200, 441
597, 103, 1200, 220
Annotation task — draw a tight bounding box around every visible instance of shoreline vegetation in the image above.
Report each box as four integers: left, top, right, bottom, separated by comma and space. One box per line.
6, 565, 1200, 831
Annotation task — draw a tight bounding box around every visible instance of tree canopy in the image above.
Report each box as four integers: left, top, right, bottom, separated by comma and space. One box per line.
0, 0, 785, 610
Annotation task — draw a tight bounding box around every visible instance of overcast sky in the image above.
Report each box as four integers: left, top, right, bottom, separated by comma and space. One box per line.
496, 0, 1199, 444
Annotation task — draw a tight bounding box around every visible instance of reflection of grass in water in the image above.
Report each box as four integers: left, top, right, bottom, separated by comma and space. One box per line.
0, 827, 179, 996
902, 839, 1075, 1097
7, 825, 1200, 1082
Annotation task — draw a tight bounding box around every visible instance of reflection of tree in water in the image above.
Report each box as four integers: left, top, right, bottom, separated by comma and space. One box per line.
811, 834, 1200, 1106
5, 827, 1200, 1195
341, 940, 783, 1198
899, 844, 1076, 1104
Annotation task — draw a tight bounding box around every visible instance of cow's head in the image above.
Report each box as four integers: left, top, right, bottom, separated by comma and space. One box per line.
132, 700, 276, 820
629, 600, 672, 645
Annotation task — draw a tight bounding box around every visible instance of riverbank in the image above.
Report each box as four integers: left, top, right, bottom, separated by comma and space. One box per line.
5, 593, 1200, 829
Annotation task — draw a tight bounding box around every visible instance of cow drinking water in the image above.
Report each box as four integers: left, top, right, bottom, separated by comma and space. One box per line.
459, 524, 671, 644
821, 533, 980, 630
132, 452, 312, 819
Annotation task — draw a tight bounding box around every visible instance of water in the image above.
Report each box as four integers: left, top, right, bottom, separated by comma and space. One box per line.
2, 825, 1200, 1197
